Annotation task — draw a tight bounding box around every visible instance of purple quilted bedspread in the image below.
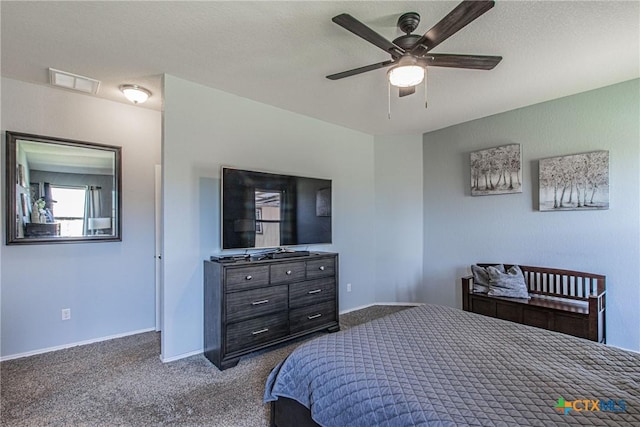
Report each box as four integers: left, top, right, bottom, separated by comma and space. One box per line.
265, 304, 640, 426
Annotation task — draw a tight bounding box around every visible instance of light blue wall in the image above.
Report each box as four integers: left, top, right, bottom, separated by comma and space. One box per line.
422, 79, 640, 351
0, 78, 161, 358
374, 134, 424, 302
162, 75, 381, 360
162, 75, 427, 360
1, 75, 424, 361
6, 74, 631, 360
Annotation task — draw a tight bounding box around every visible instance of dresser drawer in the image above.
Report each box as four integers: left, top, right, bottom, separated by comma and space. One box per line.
306, 257, 335, 279
271, 261, 306, 284
289, 277, 335, 309
226, 313, 288, 354
226, 285, 288, 323
226, 265, 270, 292
289, 300, 336, 334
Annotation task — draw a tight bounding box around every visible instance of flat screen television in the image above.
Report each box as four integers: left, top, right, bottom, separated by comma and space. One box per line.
221, 167, 332, 250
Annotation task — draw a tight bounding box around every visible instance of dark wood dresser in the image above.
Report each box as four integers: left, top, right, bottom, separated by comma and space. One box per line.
204, 252, 339, 370
25, 222, 60, 237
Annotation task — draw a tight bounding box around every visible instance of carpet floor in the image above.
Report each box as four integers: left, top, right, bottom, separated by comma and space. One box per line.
1, 305, 412, 426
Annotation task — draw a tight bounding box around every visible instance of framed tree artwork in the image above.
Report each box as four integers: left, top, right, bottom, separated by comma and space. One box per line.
470, 144, 522, 196
539, 151, 609, 211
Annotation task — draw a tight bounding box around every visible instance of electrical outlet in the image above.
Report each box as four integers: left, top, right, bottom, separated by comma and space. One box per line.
346, 283, 352, 292
61, 308, 71, 321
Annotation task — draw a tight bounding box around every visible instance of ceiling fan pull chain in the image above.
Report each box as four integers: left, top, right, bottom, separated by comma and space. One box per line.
388, 81, 392, 119
424, 69, 428, 109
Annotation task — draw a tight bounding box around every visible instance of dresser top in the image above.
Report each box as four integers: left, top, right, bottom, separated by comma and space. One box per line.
208, 251, 337, 266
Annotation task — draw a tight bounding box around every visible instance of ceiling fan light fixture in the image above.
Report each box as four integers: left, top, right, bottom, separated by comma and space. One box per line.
119, 84, 151, 104
388, 65, 425, 88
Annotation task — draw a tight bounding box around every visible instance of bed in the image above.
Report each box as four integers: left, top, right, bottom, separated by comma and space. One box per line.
264, 304, 640, 426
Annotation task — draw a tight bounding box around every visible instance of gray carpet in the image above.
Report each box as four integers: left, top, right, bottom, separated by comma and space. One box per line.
1, 305, 412, 426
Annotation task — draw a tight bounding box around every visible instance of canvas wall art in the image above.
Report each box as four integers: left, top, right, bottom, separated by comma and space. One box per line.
539, 150, 609, 211
470, 144, 522, 196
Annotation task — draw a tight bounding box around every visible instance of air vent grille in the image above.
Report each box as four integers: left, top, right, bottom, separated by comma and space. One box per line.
48, 68, 100, 94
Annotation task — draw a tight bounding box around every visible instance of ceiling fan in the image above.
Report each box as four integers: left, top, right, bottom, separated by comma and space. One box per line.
326, 0, 502, 103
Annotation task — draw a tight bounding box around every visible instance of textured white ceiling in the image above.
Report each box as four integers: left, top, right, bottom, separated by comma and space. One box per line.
2, 1, 638, 135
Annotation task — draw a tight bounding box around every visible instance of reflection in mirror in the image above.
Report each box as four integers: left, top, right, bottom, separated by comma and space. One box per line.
254, 190, 281, 248
5, 131, 121, 244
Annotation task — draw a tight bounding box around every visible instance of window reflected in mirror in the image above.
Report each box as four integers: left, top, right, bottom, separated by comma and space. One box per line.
6, 131, 121, 244
254, 190, 281, 248
49, 186, 86, 237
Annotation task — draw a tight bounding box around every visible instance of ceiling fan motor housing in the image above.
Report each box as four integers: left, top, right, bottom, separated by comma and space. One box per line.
393, 34, 422, 51
394, 13, 423, 52
397, 12, 420, 34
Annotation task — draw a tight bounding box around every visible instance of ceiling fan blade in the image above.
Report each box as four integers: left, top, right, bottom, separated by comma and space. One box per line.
326, 60, 395, 80
425, 54, 502, 70
411, 1, 495, 57
332, 13, 403, 58
399, 86, 416, 97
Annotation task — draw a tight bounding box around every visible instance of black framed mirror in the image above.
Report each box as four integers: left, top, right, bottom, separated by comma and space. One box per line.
5, 131, 121, 244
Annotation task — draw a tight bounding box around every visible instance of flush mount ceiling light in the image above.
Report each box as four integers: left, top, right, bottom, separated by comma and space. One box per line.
49, 68, 100, 94
119, 84, 151, 104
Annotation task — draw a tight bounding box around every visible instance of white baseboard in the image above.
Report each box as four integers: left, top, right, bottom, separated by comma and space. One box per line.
160, 349, 203, 363
161, 303, 424, 363
1, 304, 423, 363
339, 302, 423, 315
0, 328, 156, 362
609, 344, 640, 354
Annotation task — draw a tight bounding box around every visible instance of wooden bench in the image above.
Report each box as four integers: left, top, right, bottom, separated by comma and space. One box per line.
462, 264, 606, 343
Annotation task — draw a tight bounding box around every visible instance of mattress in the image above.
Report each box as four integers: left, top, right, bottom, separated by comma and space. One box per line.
265, 304, 640, 426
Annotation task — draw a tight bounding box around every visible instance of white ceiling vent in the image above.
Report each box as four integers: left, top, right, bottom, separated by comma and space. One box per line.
48, 68, 100, 94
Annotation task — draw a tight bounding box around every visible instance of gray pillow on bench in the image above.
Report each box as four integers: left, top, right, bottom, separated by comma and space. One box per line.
487, 265, 530, 299
471, 264, 505, 293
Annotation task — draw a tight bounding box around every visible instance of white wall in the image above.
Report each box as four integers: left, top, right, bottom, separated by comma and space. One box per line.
422, 79, 640, 351
1, 78, 161, 358
374, 134, 424, 302
163, 75, 428, 361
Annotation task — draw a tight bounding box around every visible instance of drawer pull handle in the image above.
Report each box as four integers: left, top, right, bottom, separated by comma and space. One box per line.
308, 289, 322, 295
252, 328, 269, 335
252, 299, 269, 306
319, 266, 325, 271
307, 313, 322, 320
286, 270, 292, 275
245, 275, 253, 280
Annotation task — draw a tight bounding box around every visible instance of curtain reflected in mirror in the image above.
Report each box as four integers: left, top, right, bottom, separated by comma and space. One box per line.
5, 131, 121, 244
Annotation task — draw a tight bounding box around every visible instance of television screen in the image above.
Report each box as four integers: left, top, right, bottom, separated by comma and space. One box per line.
221, 167, 332, 250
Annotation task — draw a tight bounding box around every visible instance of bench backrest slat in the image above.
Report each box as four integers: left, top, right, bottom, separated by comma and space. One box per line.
477, 264, 606, 301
